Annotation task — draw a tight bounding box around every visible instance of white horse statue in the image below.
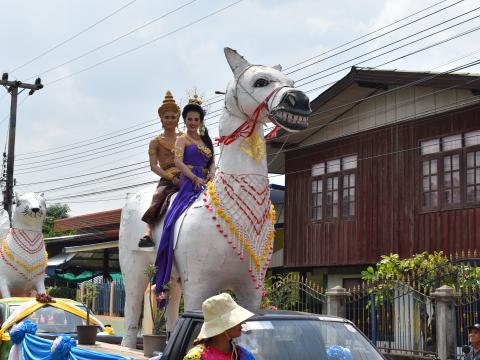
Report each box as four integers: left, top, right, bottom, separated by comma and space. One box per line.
0, 192, 47, 298
119, 48, 310, 348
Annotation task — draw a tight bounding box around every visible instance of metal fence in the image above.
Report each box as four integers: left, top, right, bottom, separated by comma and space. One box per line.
345, 282, 437, 358
78, 279, 125, 317
455, 285, 480, 359
266, 273, 326, 314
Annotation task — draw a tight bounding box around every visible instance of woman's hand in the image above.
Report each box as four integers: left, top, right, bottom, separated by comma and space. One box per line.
192, 176, 206, 187
206, 172, 215, 182
172, 177, 180, 187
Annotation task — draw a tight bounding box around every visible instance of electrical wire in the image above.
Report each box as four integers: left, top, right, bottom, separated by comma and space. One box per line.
284, 0, 452, 71
10, 1, 469, 158
16, 56, 480, 181
41, 82, 480, 199
25, 0, 199, 81
10, 0, 139, 73
45, 0, 246, 85
296, 14, 480, 86
286, 0, 465, 75
48, 101, 480, 201
15, 18, 480, 167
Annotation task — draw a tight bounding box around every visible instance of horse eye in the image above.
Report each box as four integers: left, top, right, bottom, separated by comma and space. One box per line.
254, 78, 270, 87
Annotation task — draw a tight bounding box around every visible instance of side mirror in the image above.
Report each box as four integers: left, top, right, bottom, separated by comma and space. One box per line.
462, 345, 471, 354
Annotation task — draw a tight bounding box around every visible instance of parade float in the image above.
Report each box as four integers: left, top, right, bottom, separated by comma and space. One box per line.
0, 194, 136, 359
119, 47, 311, 348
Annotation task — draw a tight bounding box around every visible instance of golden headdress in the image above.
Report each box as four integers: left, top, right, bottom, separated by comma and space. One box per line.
182, 94, 205, 121
158, 91, 180, 118
188, 94, 202, 106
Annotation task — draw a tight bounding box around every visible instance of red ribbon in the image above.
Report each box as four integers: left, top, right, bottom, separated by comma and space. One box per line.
216, 87, 284, 146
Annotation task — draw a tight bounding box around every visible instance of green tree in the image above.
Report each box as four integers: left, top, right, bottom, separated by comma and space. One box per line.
43, 203, 75, 237
361, 251, 480, 305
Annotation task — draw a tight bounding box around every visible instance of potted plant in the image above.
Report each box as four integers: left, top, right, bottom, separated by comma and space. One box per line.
76, 281, 99, 345
143, 264, 168, 357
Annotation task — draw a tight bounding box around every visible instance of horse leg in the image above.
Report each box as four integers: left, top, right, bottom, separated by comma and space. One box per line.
181, 277, 221, 312
0, 278, 10, 298
121, 263, 148, 349
165, 266, 181, 334
34, 276, 46, 294
234, 285, 263, 309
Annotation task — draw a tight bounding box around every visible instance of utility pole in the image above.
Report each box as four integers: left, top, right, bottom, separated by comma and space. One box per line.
0, 73, 43, 221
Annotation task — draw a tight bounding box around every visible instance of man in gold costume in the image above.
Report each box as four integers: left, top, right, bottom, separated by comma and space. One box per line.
138, 91, 182, 247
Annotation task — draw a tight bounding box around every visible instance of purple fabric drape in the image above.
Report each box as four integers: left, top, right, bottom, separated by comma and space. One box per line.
155, 144, 210, 302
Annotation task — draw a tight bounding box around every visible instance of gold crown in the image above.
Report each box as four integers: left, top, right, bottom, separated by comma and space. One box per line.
187, 94, 202, 106
158, 90, 180, 117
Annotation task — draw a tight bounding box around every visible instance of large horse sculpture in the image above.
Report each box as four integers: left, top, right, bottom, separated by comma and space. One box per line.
119, 48, 310, 348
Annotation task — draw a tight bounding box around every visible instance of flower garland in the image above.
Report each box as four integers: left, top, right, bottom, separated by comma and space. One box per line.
202, 172, 276, 289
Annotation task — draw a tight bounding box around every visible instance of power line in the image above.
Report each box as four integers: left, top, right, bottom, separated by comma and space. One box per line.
14, 95, 224, 159
12, 7, 480, 186
25, 0, 198, 81
48, 99, 480, 202
40, 75, 480, 199
16, 141, 147, 174
16, 52, 480, 177
296, 11, 480, 86
17, 160, 148, 185
47, 180, 157, 201
16, 130, 155, 167
10, 0, 139, 74
284, 0, 452, 71
45, 0, 246, 85
287, 0, 466, 75
9, 1, 464, 158
15, 119, 158, 159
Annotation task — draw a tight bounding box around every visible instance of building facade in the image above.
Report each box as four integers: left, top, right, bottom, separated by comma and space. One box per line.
267, 67, 480, 288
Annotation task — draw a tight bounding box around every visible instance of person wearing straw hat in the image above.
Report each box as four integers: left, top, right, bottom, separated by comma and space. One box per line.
183, 293, 256, 360
138, 90, 182, 248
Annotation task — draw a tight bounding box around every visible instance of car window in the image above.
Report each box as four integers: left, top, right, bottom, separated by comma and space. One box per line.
235, 319, 383, 360
17, 305, 98, 334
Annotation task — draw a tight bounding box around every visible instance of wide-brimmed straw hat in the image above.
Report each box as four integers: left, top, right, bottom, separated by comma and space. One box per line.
197, 293, 254, 339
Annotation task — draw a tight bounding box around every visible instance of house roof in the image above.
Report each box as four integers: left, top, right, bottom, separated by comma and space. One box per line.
54, 209, 121, 231
267, 66, 480, 173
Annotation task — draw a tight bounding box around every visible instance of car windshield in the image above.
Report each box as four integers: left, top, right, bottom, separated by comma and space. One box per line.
16, 305, 96, 334
237, 318, 383, 360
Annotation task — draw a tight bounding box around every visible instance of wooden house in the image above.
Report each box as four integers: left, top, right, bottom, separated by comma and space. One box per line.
267, 67, 480, 288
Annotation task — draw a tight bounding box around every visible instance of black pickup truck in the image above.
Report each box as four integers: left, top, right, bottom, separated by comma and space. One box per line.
160, 310, 386, 360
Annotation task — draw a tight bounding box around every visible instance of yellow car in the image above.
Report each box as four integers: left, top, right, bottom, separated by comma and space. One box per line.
0, 297, 114, 359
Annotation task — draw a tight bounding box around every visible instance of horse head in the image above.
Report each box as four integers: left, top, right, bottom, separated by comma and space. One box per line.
221, 47, 311, 137
12, 192, 47, 230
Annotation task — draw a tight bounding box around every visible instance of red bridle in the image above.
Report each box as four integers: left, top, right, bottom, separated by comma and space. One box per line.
216, 87, 284, 145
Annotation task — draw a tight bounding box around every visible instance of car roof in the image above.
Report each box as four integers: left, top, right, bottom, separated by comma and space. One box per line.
182, 309, 350, 323
0, 297, 82, 306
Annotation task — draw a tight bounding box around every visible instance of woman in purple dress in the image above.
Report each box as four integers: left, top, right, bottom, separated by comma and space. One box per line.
155, 96, 215, 302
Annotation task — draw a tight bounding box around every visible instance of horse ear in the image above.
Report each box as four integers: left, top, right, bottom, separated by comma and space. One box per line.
224, 47, 250, 78
39, 192, 44, 198
273, 64, 282, 71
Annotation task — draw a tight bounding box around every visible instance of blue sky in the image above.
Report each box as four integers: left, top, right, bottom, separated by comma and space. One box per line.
0, 0, 478, 215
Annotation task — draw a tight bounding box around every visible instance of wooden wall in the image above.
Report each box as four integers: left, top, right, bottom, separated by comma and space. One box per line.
284, 104, 480, 268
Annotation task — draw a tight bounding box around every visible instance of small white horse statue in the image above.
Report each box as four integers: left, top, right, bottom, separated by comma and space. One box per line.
119, 47, 310, 348
0, 192, 47, 298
